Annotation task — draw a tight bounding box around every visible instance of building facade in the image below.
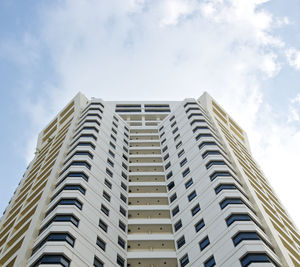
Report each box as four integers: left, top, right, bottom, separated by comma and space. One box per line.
0, 92, 299, 267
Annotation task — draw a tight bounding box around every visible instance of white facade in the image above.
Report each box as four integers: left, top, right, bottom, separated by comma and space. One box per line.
0, 92, 299, 267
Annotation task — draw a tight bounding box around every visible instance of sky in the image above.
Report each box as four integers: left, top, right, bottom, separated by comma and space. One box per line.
0, 0, 300, 229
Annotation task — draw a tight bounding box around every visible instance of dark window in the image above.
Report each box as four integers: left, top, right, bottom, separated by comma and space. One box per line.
165, 162, 171, 170
113, 121, 118, 128
177, 236, 185, 249
191, 119, 206, 126
46, 198, 82, 217
101, 204, 109, 216
202, 150, 221, 159
159, 126, 164, 131
240, 253, 273, 267
232, 232, 260, 246
161, 138, 166, 145
166, 171, 173, 179
215, 184, 237, 194
174, 134, 180, 141
67, 161, 91, 170
169, 115, 175, 121
220, 198, 244, 210
93, 256, 104, 267
163, 153, 170, 161
32, 254, 70, 267
124, 126, 129, 132
96, 237, 106, 251
196, 133, 212, 141
206, 160, 226, 169
199, 236, 210, 251
64, 172, 89, 182
174, 220, 182, 232
124, 132, 129, 138
199, 141, 217, 150
204, 255, 216, 267
113, 116, 119, 122
210, 171, 231, 181
226, 214, 251, 226
103, 191, 111, 202
172, 206, 179, 217
40, 214, 79, 233
111, 134, 116, 142
75, 142, 95, 150
123, 138, 128, 145
67, 151, 94, 161
117, 254, 125, 267
195, 219, 205, 232
121, 172, 128, 180
108, 150, 115, 158
121, 182, 127, 191
184, 102, 197, 108
185, 179, 193, 189
172, 127, 178, 134
118, 236, 125, 249
167, 181, 175, 191
120, 206, 126, 217
171, 121, 177, 128
119, 220, 126, 232
120, 193, 127, 203
188, 112, 202, 119
162, 146, 168, 153
176, 141, 182, 149
99, 219, 108, 232
182, 168, 190, 177
109, 142, 116, 149
160, 132, 165, 138
122, 162, 128, 170
191, 204, 200, 216
107, 158, 114, 167
123, 154, 128, 161
178, 150, 185, 158
180, 254, 189, 267
104, 179, 112, 189
106, 168, 113, 177
186, 107, 199, 113
123, 146, 128, 153
52, 184, 86, 201
170, 193, 177, 203
188, 190, 197, 202
180, 158, 187, 167
193, 126, 209, 133
32, 233, 75, 255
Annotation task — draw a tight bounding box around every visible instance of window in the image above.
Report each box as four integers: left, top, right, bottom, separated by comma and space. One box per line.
170, 193, 177, 203
111, 127, 117, 135
180, 254, 189, 267
202, 150, 221, 159
171, 121, 177, 127
120, 193, 127, 203
96, 237, 106, 251
124, 132, 129, 138
206, 160, 226, 169
185, 179, 193, 189
160, 132, 165, 138
124, 126, 129, 132
108, 150, 115, 158
177, 236, 185, 249
172, 206, 179, 217
165, 162, 171, 170
199, 141, 218, 151
204, 255, 216, 267
180, 158, 187, 167
195, 133, 212, 141
111, 134, 116, 142
118, 236, 125, 249
220, 198, 244, 210
170, 115, 175, 121
99, 219, 108, 232
174, 220, 182, 232
40, 215, 79, 233
67, 161, 91, 170
178, 149, 185, 158
172, 127, 178, 134
113, 121, 118, 128
123, 138, 128, 145
191, 204, 200, 216
162, 146, 168, 153
121, 172, 128, 180
93, 256, 104, 267
193, 126, 209, 133
122, 154, 128, 161
117, 254, 125, 267
176, 141, 182, 149
199, 236, 210, 251
101, 204, 109, 216
232, 232, 260, 246
109, 142, 116, 149
46, 198, 82, 217
103, 191, 111, 202
32, 254, 70, 267
188, 112, 202, 119
52, 184, 86, 201
174, 133, 180, 141
113, 116, 119, 122
240, 253, 273, 267
121, 182, 127, 191
188, 190, 197, 201
210, 171, 231, 181
190, 119, 206, 126
120, 206, 126, 217
123, 146, 128, 153
167, 181, 175, 191
226, 214, 251, 226
166, 171, 173, 179
195, 219, 205, 232
63, 172, 89, 182
159, 126, 164, 131
32, 233, 75, 255
122, 162, 128, 170
161, 138, 166, 145
106, 168, 113, 177
163, 153, 169, 161
119, 220, 126, 232
107, 158, 114, 167
104, 179, 112, 189
182, 168, 190, 177
215, 184, 236, 194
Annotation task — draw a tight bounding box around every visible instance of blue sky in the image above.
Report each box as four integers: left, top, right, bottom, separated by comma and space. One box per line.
0, 0, 300, 227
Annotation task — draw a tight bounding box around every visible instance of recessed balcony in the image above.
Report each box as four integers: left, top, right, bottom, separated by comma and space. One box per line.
129, 175, 165, 182
129, 185, 167, 193
129, 165, 164, 173
130, 148, 161, 155
128, 224, 173, 235
127, 257, 177, 267
128, 196, 168, 205
129, 156, 162, 163
127, 240, 175, 252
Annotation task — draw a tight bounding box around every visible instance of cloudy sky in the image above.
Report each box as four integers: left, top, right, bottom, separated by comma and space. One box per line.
0, 0, 300, 228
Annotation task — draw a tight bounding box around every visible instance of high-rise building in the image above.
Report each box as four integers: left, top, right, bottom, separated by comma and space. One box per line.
0, 92, 299, 267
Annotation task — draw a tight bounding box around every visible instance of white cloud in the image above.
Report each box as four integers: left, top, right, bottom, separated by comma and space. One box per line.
286, 47, 300, 69
14, 0, 300, 227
